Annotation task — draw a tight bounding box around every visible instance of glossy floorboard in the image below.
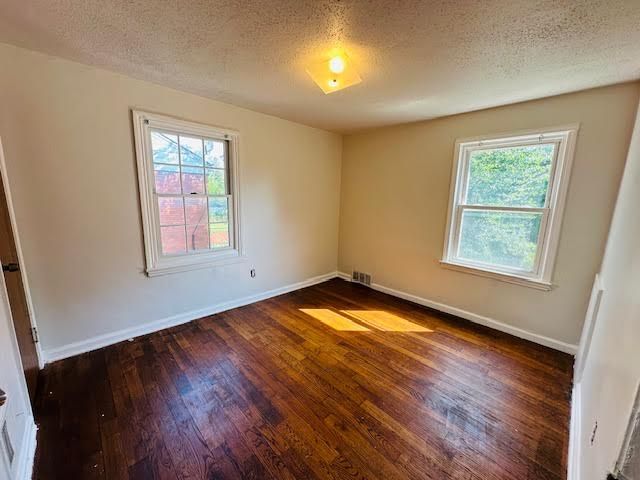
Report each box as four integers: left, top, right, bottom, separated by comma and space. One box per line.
33, 279, 573, 479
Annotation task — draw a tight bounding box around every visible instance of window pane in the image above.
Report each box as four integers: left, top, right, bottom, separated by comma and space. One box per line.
151, 131, 179, 165
206, 169, 226, 195
180, 136, 204, 166
210, 223, 230, 249
457, 210, 542, 271
208, 197, 228, 223
182, 166, 205, 194
160, 225, 186, 254
157, 197, 184, 225
466, 144, 554, 207
186, 224, 209, 251
204, 140, 225, 168
184, 197, 207, 225
154, 165, 181, 194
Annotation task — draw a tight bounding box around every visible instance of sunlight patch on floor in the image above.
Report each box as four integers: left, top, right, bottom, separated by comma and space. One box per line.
299, 309, 370, 331
300, 308, 432, 333
341, 310, 432, 332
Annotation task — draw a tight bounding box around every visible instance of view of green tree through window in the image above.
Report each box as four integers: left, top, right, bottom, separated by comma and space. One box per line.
466, 144, 554, 207
458, 210, 543, 270
456, 143, 555, 271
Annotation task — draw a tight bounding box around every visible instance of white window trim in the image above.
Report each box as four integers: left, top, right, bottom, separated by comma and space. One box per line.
441, 124, 579, 291
132, 109, 245, 277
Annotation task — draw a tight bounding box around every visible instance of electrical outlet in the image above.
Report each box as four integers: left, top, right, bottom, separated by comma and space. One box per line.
590, 421, 598, 446
250, 268, 256, 278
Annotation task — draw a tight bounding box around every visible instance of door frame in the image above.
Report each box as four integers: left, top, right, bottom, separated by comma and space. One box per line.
0, 247, 37, 480
0, 137, 43, 369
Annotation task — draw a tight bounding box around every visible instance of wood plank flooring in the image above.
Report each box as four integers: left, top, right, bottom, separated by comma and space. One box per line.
33, 279, 573, 479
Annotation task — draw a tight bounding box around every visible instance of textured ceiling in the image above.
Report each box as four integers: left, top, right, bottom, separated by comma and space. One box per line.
1, 0, 639, 132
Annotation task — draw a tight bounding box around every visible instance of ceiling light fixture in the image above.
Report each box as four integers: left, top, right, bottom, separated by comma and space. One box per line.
306, 52, 361, 94
328, 56, 345, 74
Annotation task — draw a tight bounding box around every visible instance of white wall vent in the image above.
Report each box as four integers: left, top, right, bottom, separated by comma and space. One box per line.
351, 270, 371, 287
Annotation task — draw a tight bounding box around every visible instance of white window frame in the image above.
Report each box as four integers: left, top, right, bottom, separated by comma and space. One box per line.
441, 125, 579, 290
132, 110, 244, 277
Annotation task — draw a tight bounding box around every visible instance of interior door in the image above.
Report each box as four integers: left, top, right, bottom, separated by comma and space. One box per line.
0, 167, 39, 403
0, 265, 36, 480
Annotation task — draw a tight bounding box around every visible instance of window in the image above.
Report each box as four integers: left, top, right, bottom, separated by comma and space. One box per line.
442, 126, 578, 290
132, 110, 243, 276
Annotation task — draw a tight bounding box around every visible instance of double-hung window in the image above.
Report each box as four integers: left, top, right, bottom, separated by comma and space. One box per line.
132, 110, 243, 276
442, 126, 578, 290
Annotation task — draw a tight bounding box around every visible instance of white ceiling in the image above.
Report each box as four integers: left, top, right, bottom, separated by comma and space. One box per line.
1, 0, 639, 132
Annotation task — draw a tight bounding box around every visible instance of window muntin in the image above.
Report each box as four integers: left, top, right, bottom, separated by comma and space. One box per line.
443, 128, 577, 287
133, 111, 242, 276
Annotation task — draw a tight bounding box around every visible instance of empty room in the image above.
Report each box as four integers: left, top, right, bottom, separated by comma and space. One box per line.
1, 1, 639, 479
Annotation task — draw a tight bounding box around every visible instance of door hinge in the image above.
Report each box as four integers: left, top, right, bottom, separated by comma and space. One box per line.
31, 327, 39, 344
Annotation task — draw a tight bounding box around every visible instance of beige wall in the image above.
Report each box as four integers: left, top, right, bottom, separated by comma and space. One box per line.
0, 43, 342, 356
339, 83, 640, 347
577, 101, 640, 479
0, 39, 637, 359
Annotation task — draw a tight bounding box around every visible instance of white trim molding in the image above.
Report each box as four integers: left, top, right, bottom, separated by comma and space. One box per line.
14, 418, 37, 480
567, 383, 582, 480
337, 272, 577, 354
0, 138, 44, 368
440, 261, 553, 291
43, 271, 338, 363
574, 273, 604, 383
132, 109, 245, 277
441, 124, 579, 290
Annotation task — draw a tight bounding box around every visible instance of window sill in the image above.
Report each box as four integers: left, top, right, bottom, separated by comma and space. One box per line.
439, 260, 554, 291
146, 251, 246, 277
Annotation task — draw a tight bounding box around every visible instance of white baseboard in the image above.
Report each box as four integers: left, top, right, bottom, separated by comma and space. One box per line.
337, 272, 578, 354
567, 382, 581, 480
336, 272, 352, 281
15, 416, 37, 480
43, 270, 577, 363
43, 271, 339, 363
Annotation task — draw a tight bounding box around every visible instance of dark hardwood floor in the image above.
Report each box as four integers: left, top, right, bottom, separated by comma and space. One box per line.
33, 278, 573, 479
